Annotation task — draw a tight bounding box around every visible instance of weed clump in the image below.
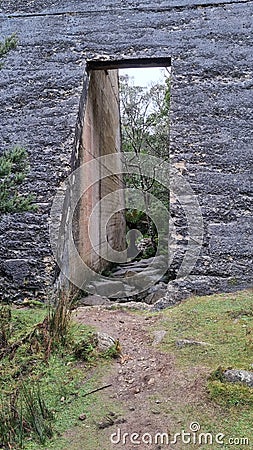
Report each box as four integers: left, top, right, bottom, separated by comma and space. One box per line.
0, 383, 53, 449
0, 146, 36, 214
73, 333, 98, 361
0, 292, 73, 447
0, 305, 11, 348
73, 333, 121, 362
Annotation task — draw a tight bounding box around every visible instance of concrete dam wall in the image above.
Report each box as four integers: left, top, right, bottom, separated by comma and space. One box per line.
0, 0, 252, 302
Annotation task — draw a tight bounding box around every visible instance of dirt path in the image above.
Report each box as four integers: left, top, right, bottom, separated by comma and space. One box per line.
73, 306, 210, 450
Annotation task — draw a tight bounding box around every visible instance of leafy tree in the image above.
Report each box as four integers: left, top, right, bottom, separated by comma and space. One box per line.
0, 147, 36, 214
119, 71, 170, 253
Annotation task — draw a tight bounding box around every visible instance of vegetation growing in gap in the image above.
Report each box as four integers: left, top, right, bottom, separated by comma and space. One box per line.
0, 146, 36, 214
0, 35, 35, 216
0, 34, 17, 68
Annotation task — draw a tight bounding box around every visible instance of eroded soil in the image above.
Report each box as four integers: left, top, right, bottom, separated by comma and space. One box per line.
69, 306, 212, 450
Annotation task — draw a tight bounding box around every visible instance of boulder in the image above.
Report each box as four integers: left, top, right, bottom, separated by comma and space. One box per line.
223, 369, 253, 387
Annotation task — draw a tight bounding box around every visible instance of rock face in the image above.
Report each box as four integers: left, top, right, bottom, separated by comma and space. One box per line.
0, 0, 252, 302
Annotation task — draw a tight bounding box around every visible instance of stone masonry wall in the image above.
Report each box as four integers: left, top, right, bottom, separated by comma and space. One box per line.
0, 0, 252, 302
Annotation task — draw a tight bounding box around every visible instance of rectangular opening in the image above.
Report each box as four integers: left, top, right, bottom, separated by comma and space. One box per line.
74, 57, 171, 290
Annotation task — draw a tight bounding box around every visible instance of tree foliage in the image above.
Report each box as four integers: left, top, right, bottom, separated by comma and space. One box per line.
120, 73, 170, 159
119, 71, 170, 253
120, 73, 170, 202
0, 147, 36, 214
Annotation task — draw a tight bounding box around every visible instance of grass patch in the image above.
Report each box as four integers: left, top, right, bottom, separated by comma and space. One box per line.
158, 289, 253, 369
146, 289, 253, 448
208, 379, 253, 407
0, 303, 119, 449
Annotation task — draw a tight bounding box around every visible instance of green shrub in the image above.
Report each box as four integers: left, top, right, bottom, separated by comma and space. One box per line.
0, 147, 36, 214
0, 34, 17, 67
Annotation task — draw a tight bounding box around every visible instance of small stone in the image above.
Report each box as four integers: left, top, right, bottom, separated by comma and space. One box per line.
145, 289, 167, 305
152, 330, 167, 345
176, 339, 210, 348
96, 332, 116, 351
79, 413, 87, 421
114, 418, 126, 424
151, 410, 160, 415
148, 377, 155, 385
97, 417, 114, 429
129, 406, 135, 411
109, 394, 117, 399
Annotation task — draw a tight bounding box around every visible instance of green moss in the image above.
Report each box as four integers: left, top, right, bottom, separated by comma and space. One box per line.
208, 379, 253, 407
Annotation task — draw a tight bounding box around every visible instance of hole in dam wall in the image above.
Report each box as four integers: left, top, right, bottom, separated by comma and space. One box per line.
64, 57, 171, 297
